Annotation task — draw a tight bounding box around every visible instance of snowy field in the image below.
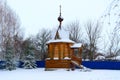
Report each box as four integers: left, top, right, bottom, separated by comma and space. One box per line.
0, 68, 120, 80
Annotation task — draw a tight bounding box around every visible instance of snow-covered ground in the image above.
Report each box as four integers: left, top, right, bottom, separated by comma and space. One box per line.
0, 68, 120, 80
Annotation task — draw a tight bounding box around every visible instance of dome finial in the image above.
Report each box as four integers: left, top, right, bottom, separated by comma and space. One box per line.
58, 5, 63, 29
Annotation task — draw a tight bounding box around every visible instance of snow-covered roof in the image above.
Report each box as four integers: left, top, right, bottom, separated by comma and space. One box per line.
51, 28, 69, 39
116, 56, 120, 60
48, 26, 75, 44
107, 56, 120, 60
58, 28, 69, 39
47, 39, 75, 44
95, 55, 105, 60
71, 43, 82, 48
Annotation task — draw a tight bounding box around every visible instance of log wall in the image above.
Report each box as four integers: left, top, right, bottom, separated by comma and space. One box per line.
45, 60, 71, 68
48, 42, 73, 59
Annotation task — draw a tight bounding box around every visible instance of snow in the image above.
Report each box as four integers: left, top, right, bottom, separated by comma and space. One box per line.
71, 43, 82, 48
64, 57, 71, 60
0, 68, 120, 80
46, 58, 50, 60
47, 39, 75, 44
53, 57, 59, 60
46, 57, 71, 60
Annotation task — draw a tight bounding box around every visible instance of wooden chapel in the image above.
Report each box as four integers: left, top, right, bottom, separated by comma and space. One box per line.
45, 5, 83, 70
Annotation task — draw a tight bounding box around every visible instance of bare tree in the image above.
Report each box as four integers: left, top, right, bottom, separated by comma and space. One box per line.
13, 34, 24, 61
32, 28, 51, 60
100, 0, 120, 60
0, 0, 22, 60
84, 21, 102, 61
66, 21, 83, 43
106, 27, 120, 59
101, 0, 120, 30
20, 38, 34, 60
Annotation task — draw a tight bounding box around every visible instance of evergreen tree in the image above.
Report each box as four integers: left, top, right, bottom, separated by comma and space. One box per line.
0, 61, 5, 69
23, 53, 37, 69
22, 39, 37, 69
5, 41, 16, 71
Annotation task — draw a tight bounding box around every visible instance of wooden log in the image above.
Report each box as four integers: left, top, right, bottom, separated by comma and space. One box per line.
45, 60, 71, 68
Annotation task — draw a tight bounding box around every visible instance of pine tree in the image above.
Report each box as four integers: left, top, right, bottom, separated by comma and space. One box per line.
5, 41, 16, 71
0, 61, 5, 69
23, 53, 37, 69
22, 39, 37, 69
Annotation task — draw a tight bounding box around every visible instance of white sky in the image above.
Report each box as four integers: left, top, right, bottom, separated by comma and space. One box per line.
7, 0, 110, 37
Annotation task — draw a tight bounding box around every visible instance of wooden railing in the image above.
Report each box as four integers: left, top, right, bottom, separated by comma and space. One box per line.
71, 55, 82, 65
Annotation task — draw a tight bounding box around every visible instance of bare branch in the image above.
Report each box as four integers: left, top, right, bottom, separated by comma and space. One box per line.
65, 21, 83, 43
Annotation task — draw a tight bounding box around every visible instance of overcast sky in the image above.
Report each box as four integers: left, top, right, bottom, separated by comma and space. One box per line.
7, 0, 110, 37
